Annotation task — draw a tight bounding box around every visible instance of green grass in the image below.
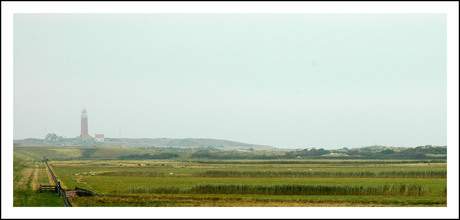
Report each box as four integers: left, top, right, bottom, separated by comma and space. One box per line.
51, 168, 446, 197
69, 194, 446, 207
15, 146, 447, 207
193, 159, 446, 165
189, 184, 431, 196
193, 170, 446, 178
97, 171, 166, 177
13, 153, 64, 207
115, 183, 432, 196
14, 191, 64, 207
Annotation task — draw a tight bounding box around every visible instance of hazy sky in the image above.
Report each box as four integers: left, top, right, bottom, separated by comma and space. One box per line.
13, 13, 446, 149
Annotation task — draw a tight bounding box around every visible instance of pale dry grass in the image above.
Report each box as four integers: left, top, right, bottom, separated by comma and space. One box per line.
45, 165, 56, 185
384, 163, 446, 167
32, 163, 55, 190
31, 165, 40, 191
49, 148, 82, 158
16, 162, 53, 191
15, 168, 34, 191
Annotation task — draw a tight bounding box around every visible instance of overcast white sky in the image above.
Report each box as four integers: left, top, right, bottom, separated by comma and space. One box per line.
13, 13, 447, 149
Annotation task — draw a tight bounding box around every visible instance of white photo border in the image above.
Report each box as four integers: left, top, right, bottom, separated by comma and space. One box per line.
2, 1, 458, 219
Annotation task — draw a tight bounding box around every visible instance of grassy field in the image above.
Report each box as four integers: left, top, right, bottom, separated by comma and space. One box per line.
13, 146, 447, 207
51, 159, 446, 207
13, 152, 63, 207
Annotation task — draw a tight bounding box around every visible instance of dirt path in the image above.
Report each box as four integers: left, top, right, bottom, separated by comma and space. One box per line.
75, 176, 91, 188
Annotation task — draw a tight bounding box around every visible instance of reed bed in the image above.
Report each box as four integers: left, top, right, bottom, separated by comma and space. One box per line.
378, 171, 446, 178
117, 186, 182, 194
190, 184, 431, 196
113, 184, 430, 196
195, 160, 446, 165
193, 170, 446, 178
440, 186, 447, 197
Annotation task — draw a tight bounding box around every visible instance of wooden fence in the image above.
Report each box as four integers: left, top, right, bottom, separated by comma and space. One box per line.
39, 185, 57, 192
45, 159, 72, 207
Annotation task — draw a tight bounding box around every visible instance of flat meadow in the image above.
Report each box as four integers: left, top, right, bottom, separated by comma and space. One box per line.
13, 146, 447, 207
52, 159, 446, 207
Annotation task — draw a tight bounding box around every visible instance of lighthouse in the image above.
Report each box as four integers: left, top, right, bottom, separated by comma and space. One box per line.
80, 108, 92, 140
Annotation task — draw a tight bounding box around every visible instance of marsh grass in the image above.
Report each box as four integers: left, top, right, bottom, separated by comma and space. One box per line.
14, 147, 447, 207
440, 186, 447, 197
195, 160, 446, 165
193, 170, 446, 178
115, 186, 182, 194
70, 193, 447, 207
98, 171, 165, 177
112, 184, 430, 196
189, 184, 431, 196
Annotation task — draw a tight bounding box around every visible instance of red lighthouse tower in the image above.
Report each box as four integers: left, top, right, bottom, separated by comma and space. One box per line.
80, 108, 92, 140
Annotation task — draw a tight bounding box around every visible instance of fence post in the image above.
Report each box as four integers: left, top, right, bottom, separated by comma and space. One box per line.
45, 160, 72, 207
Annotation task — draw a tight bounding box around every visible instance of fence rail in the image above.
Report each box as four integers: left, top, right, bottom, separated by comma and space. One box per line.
45, 159, 72, 207
39, 185, 57, 192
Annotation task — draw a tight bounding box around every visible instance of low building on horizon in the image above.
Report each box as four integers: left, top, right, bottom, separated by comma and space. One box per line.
45, 133, 58, 141
95, 134, 105, 142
